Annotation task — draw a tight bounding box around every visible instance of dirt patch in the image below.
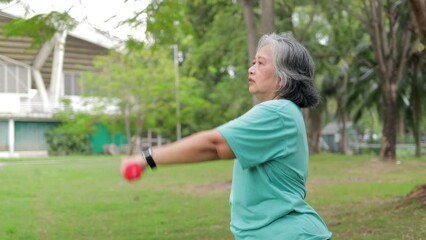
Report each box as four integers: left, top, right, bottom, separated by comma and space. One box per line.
182, 181, 231, 194
345, 159, 426, 177
348, 159, 398, 173
395, 184, 426, 209
308, 176, 371, 187
405, 184, 426, 205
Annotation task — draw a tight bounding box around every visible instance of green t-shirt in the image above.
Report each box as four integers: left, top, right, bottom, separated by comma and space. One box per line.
217, 100, 332, 240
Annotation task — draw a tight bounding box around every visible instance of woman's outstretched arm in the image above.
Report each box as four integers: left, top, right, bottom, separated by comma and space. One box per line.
120, 129, 235, 171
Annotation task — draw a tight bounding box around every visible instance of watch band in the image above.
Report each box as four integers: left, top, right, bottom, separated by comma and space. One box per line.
144, 147, 157, 169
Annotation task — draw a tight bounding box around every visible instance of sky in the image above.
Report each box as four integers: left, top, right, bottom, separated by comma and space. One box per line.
0, 0, 150, 47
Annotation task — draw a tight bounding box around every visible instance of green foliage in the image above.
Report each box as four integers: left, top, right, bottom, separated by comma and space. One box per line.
2, 11, 77, 48
124, 38, 145, 52
83, 48, 175, 108
96, 114, 126, 143
295, 2, 384, 135
45, 101, 96, 155
80, 46, 207, 141
145, 0, 194, 46
142, 0, 252, 133
45, 130, 92, 156
184, 3, 247, 85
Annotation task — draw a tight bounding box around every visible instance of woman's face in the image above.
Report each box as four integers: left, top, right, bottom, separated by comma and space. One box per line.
248, 44, 282, 102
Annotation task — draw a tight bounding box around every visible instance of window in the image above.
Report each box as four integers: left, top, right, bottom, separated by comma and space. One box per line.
0, 58, 30, 94
64, 71, 81, 96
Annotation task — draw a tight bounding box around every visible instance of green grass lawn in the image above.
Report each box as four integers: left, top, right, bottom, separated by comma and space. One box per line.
0, 153, 425, 240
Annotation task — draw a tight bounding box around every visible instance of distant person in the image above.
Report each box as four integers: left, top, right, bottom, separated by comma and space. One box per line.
121, 32, 332, 239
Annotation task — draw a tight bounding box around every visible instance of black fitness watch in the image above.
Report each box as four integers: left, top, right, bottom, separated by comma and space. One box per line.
144, 147, 157, 169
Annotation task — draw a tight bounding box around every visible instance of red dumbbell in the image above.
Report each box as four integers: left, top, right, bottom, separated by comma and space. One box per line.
123, 162, 143, 181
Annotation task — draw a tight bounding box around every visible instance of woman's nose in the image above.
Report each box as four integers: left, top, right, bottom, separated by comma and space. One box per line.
248, 65, 255, 74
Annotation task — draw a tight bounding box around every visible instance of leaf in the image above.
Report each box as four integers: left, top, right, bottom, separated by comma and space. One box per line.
2, 11, 78, 48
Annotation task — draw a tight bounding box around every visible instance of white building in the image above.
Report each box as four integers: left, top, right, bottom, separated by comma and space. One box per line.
0, 11, 109, 157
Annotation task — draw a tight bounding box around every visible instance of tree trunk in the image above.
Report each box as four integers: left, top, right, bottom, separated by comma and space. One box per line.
240, 0, 258, 64
308, 106, 323, 154
261, 0, 275, 34
405, 0, 426, 198
337, 73, 349, 155
412, 74, 422, 157
135, 111, 145, 152
409, 53, 423, 157
408, 0, 426, 44
380, 84, 398, 161
398, 115, 405, 138
339, 112, 347, 155
240, 0, 259, 105
362, 0, 414, 162
123, 106, 133, 155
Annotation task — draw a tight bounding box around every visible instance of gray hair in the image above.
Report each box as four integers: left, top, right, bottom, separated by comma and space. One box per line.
257, 33, 320, 108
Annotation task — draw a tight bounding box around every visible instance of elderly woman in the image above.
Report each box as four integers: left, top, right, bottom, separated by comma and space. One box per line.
121, 33, 332, 240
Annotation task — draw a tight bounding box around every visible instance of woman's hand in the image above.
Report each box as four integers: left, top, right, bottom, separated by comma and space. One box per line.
120, 154, 147, 176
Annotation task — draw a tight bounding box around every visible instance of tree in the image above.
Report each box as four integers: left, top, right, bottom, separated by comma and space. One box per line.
319, 2, 371, 154
361, 0, 415, 161
406, 0, 426, 204
407, 0, 426, 157
404, 53, 424, 157
81, 48, 176, 154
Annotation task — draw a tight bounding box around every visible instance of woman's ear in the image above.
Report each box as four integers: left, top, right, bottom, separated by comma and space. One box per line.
277, 78, 284, 89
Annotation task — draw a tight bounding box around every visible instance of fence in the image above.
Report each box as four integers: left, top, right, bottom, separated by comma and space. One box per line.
102, 129, 170, 155
355, 142, 426, 156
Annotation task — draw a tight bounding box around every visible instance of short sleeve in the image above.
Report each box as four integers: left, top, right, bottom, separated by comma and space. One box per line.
216, 102, 298, 169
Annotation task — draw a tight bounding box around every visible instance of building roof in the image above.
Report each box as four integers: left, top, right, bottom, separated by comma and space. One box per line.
0, 10, 113, 49
0, 10, 110, 86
